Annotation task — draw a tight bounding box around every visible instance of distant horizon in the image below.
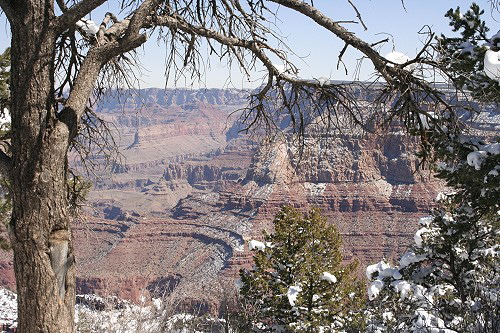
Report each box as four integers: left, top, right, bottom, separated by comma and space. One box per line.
95, 78, 454, 91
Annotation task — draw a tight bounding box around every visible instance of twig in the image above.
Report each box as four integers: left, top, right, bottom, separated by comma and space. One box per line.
347, 0, 367, 30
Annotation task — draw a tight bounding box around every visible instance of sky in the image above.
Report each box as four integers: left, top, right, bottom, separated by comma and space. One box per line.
0, 0, 498, 89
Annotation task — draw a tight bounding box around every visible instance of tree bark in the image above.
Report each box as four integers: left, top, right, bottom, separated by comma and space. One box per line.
8, 1, 75, 332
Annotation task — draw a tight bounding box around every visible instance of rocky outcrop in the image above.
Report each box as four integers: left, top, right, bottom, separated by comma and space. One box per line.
163, 164, 245, 189
0, 261, 14, 291
246, 133, 432, 185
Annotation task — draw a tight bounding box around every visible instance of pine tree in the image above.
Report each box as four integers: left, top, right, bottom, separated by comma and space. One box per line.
366, 4, 499, 332
239, 206, 365, 332
437, 3, 500, 103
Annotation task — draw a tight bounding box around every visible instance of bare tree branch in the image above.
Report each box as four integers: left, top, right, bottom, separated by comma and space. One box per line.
337, 43, 349, 74
125, 0, 161, 40
56, 0, 69, 12
347, 0, 367, 30
270, 0, 392, 81
0, 0, 14, 21
401, 0, 407, 12
57, 33, 146, 138
56, 0, 107, 33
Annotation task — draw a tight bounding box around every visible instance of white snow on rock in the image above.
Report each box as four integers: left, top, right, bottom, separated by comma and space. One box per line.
76, 18, 99, 35
484, 49, 500, 83
287, 285, 302, 306
304, 182, 327, 196
248, 239, 266, 251
0, 288, 17, 329
1, 288, 229, 332
320, 272, 337, 283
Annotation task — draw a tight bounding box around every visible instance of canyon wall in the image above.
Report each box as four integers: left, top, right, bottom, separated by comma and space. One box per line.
1, 87, 498, 315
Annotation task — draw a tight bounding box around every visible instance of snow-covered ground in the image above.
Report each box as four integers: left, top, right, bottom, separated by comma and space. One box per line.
0, 288, 16, 330
0, 288, 220, 333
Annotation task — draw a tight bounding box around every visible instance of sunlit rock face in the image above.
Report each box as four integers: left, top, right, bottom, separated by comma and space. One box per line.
0, 88, 497, 315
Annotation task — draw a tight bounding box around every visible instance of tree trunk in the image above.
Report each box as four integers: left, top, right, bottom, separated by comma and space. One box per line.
8, 1, 76, 332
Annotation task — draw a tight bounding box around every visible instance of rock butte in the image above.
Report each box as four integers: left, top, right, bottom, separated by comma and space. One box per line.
0, 88, 498, 315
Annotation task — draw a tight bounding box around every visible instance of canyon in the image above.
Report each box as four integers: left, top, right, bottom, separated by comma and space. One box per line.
0, 87, 497, 315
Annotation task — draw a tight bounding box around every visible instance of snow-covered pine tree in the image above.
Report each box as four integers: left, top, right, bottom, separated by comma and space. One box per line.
238, 206, 365, 332
366, 4, 499, 332
437, 3, 500, 103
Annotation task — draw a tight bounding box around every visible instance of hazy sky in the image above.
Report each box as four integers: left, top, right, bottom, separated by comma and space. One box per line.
1, 1, 497, 88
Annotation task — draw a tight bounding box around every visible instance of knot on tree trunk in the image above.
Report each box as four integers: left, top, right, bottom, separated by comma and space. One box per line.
48, 229, 72, 299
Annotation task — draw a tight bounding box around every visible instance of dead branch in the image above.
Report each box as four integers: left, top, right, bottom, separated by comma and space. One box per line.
56, 0, 108, 33
347, 0, 367, 30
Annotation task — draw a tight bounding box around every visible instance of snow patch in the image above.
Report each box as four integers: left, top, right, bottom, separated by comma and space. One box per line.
390, 280, 412, 300
0, 288, 17, 328
484, 49, 500, 83
316, 76, 330, 86
385, 51, 415, 70
419, 112, 435, 130
368, 280, 383, 300
76, 18, 99, 35
0, 108, 10, 127
304, 182, 327, 196
399, 251, 426, 269
287, 285, 302, 306
414, 227, 431, 247
366, 261, 390, 279
467, 151, 487, 170
320, 272, 337, 283
248, 240, 266, 251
